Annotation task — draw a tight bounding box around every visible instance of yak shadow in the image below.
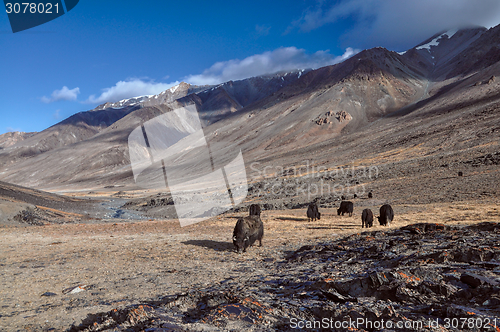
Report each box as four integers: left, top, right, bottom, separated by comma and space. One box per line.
306, 225, 358, 230
440, 176, 464, 180
182, 239, 234, 252
331, 223, 359, 227
306, 226, 337, 229
276, 216, 308, 222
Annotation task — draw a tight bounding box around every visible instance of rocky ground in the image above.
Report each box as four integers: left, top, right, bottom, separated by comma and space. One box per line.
1, 201, 499, 331
69, 221, 500, 332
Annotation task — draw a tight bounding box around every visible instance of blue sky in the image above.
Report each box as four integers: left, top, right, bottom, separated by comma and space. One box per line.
2, 0, 500, 135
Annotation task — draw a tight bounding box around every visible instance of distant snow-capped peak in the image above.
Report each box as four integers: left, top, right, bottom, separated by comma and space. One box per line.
92, 82, 193, 111
92, 70, 309, 112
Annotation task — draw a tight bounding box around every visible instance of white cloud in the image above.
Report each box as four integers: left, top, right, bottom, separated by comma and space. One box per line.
41, 86, 80, 103
291, 0, 370, 33
84, 47, 360, 104
255, 24, 271, 37
85, 79, 180, 104
290, 0, 500, 50
5, 127, 22, 133
184, 47, 359, 85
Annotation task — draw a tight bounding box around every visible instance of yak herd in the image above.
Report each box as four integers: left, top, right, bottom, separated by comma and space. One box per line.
232, 199, 394, 253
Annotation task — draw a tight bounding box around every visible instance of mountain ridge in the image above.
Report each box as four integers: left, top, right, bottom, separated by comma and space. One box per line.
1, 25, 500, 191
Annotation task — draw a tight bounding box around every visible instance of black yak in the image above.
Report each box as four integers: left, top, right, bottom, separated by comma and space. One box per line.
232, 215, 264, 253
377, 204, 394, 226
361, 208, 373, 228
337, 201, 354, 217
307, 202, 321, 222
249, 203, 261, 216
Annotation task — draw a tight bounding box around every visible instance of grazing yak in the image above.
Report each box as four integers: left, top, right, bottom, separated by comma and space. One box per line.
377, 204, 394, 226
232, 215, 264, 253
361, 208, 373, 228
307, 202, 321, 222
249, 203, 261, 216
368, 192, 373, 198
337, 201, 354, 217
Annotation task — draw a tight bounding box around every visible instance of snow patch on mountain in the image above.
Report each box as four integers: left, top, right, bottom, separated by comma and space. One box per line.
417, 36, 442, 51
92, 83, 187, 111
416, 29, 458, 51
445, 29, 458, 39
96, 95, 152, 110
169, 85, 179, 94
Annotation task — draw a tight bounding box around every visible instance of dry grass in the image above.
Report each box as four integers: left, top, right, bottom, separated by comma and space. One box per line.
351, 144, 428, 166
36, 206, 86, 219
0, 199, 498, 331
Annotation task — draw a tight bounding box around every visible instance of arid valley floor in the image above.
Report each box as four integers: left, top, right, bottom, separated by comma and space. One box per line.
1, 191, 499, 331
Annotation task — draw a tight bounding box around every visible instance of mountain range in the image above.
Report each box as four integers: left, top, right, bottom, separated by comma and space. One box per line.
1, 25, 499, 194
